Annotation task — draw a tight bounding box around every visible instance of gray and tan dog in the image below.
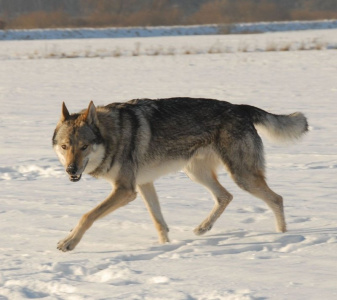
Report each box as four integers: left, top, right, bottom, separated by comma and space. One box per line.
52, 98, 308, 252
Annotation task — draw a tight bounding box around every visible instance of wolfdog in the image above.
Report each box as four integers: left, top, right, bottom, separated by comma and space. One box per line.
53, 97, 308, 252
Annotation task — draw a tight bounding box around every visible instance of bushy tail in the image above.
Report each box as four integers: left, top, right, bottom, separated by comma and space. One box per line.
240, 105, 308, 143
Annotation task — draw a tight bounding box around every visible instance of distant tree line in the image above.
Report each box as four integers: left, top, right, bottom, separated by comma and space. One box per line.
0, 0, 336, 29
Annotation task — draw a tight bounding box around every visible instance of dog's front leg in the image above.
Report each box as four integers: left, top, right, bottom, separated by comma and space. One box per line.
57, 186, 137, 252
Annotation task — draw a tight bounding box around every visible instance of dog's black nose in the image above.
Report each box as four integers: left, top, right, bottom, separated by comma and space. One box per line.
66, 164, 78, 175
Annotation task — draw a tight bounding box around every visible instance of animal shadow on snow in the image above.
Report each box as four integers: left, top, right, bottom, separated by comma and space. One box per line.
74, 230, 306, 260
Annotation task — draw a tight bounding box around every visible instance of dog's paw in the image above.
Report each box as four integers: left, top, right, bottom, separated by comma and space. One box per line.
193, 224, 213, 236
57, 233, 80, 252
277, 225, 287, 233
159, 233, 170, 244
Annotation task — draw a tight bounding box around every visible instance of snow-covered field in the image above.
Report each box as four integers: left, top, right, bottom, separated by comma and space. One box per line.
0, 29, 336, 299
1, 29, 337, 60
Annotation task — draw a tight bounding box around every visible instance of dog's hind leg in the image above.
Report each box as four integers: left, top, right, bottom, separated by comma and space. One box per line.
184, 156, 233, 236
233, 173, 287, 232
218, 134, 287, 233
233, 171, 286, 233
137, 182, 170, 244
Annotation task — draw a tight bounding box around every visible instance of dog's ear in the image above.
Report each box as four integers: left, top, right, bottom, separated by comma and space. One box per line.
82, 101, 98, 125
60, 102, 70, 122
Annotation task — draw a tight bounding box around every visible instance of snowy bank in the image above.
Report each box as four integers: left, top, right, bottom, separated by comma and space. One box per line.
1, 29, 337, 60
1, 19, 337, 40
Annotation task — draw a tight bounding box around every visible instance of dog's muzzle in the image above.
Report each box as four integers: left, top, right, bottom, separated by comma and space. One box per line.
66, 164, 82, 182
69, 174, 82, 182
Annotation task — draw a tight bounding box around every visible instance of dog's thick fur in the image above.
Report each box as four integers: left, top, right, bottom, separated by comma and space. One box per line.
52, 98, 308, 252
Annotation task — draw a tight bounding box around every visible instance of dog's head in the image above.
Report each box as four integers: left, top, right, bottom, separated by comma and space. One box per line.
52, 101, 105, 182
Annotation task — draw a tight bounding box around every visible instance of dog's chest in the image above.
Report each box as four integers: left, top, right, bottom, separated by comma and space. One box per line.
136, 159, 187, 185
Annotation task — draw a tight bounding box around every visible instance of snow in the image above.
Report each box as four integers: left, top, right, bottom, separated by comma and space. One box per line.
1, 29, 337, 61
1, 20, 337, 41
0, 28, 337, 299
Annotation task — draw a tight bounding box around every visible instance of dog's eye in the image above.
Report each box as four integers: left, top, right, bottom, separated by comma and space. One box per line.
61, 145, 67, 150
81, 145, 88, 151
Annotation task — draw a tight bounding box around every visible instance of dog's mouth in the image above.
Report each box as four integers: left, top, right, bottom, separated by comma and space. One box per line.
69, 174, 82, 182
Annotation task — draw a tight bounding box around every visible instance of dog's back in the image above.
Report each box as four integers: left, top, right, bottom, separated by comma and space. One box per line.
98, 97, 307, 169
